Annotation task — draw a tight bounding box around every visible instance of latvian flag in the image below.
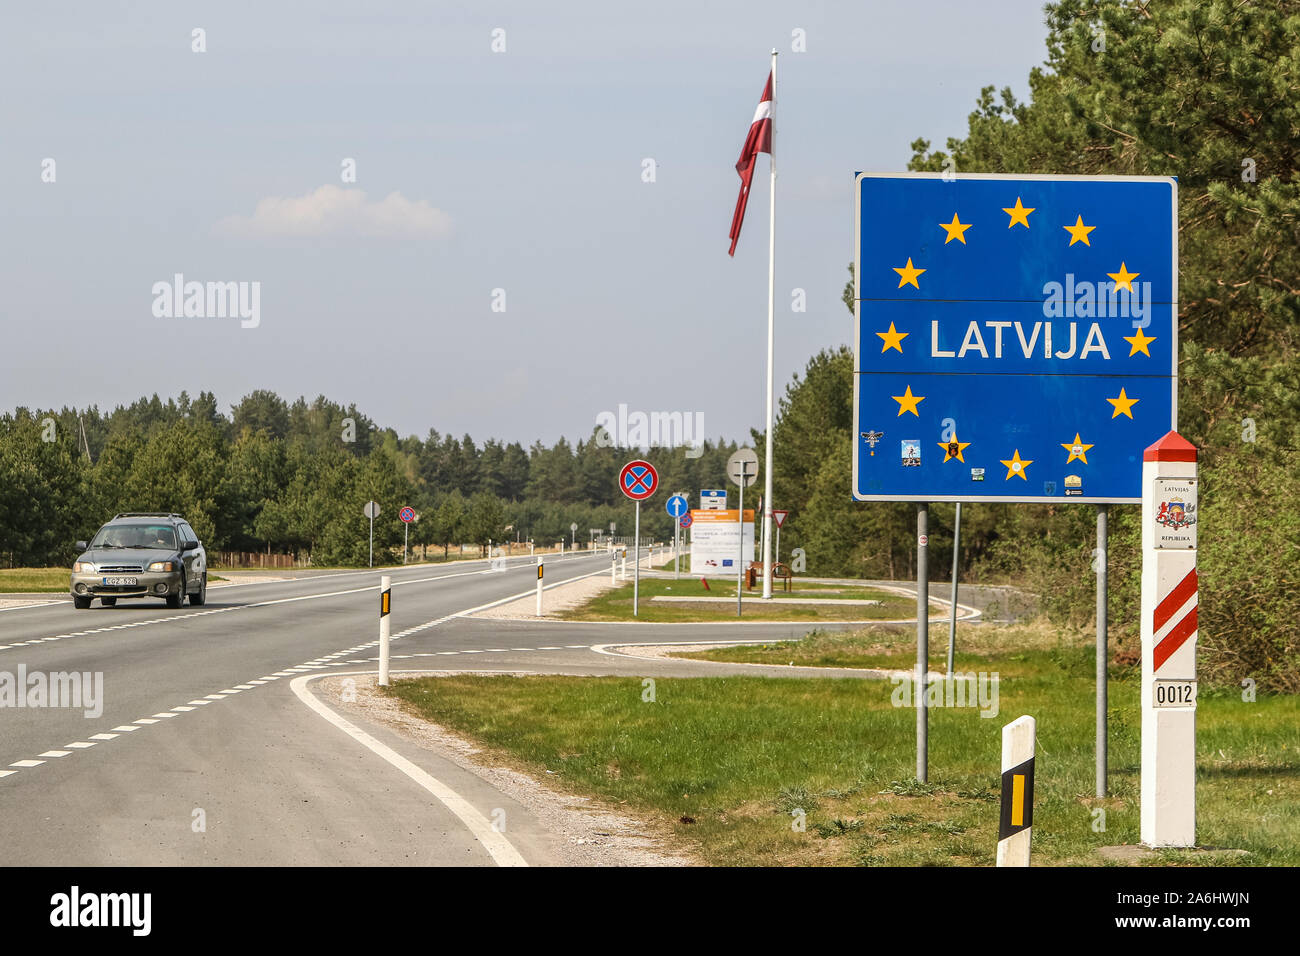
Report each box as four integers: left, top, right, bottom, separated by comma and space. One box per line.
728, 72, 773, 256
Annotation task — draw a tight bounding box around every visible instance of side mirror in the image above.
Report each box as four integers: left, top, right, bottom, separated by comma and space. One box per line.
182, 539, 199, 552
75, 541, 88, 551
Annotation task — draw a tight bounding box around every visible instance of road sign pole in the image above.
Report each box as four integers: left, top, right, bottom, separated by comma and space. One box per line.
369, 515, 374, 568
378, 575, 391, 687
917, 502, 928, 782
403, 522, 408, 565
633, 501, 640, 618
737, 468, 745, 617
1141, 432, 1198, 848
674, 518, 680, 580
947, 502, 961, 677
1096, 504, 1108, 798
536, 557, 543, 617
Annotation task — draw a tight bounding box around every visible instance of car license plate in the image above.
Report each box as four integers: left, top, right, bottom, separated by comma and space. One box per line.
103, 576, 138, 586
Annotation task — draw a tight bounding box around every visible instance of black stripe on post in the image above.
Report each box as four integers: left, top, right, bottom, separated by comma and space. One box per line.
998, 757, 1035, 840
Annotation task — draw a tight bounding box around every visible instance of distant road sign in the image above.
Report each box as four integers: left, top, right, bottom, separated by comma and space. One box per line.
679, 513, 694, 529
727, 448, 759, 487
700, 489, 727, 510
363, 501, 381, 519
619, 460, 659, 500
772, 509, 789, 528
666, 494, 688, 518
853, 171, 1177, 503
570, 522, 578, 532
399, 506, 416, 524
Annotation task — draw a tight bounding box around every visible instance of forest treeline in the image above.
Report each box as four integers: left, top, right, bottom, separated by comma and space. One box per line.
0, 390, 742, 568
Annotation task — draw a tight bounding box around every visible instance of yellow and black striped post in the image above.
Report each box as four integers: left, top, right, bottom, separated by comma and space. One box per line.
378, 575, 392, 687
996, 715, 1036, 867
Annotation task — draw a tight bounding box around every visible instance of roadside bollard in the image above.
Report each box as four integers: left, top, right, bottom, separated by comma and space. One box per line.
378, 575, 392, 687
536, 558, 543, 617
996, 715, 1036, 867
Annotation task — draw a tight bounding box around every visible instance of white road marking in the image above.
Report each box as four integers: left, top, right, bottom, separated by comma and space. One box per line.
133, 718, 158, 725
290, 672, 527, 868
187, 699, 211, 706
171, 705, 196, 712
151, 713, 178, 719
111, 725, 139, 732
0, 770, 16, 777
64, 742, 96, 749
9, 760, 43, 768
89, 733, 118, 740
39, 750, 71, 758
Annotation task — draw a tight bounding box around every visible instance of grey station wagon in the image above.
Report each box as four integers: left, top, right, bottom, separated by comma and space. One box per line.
71, 513, 208, 609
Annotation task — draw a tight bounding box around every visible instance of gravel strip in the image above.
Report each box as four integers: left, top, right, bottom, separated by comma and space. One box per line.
318, 672, 697, 867
471, 573, 619, 621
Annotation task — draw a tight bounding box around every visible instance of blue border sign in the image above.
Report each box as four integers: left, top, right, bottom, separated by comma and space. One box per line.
666, 494, 688, 518
853, 172, 1177, 503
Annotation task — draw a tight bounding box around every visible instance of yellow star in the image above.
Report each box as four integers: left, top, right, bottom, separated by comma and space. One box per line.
1123, 327, 1156, 357
1107, 388, 1139, 419
939, 213, 972, 245
1000, 449, 1033, 480
876, 322, 909, 353
1060, 432, 1094, 464
891, 385, 925, 417
1107, 262, 1139, 292
938, 436, 971, 463
893, 257, 925, 289
1063, 215, 1096, 246
1003, 197, 1035, 228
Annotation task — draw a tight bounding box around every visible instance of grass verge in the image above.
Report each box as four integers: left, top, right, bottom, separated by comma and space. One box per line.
382, 627, 1299, 866
558, 576, 941, 623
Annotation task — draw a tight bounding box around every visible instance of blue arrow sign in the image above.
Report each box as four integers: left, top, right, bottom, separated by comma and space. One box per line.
854, 172, 1177, 503
665, 494, 688, 518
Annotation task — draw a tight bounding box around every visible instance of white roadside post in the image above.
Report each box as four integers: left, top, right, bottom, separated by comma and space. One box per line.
996, 715, 1036, 867
1140, 431, 1199, 848
535, 557, 543, 617
621, 549, 627, 581
378, 575, 392, 687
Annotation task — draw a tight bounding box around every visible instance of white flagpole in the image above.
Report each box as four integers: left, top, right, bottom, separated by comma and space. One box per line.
761, 48, 778, 600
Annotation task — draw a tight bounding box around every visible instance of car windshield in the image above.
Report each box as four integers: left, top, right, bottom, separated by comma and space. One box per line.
90, 524, 177, 550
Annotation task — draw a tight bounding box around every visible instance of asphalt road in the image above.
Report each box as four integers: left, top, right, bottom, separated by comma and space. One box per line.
0, 554, 1001, 866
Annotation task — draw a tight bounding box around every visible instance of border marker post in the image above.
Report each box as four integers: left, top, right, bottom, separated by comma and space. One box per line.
1140, 431, 1198, 847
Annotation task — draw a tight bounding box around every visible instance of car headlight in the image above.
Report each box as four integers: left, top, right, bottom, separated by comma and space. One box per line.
73, 561, 95, 573
147, 561, 176, 572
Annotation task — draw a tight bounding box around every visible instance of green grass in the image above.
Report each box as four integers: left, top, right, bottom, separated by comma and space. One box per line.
382, 628, 1300, 866
559, 575, 941, 623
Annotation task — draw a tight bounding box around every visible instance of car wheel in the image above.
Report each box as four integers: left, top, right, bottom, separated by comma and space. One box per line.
189, 572, 206, 606
73, 595, 91, 609
100, 597, 117, 607
166, 574, 184, 609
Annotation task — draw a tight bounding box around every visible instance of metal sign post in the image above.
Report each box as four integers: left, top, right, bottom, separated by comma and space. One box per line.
947, 501, 961, 677
1096, 504, 1108, 797
917, 504, 929, 782
618, 460, 659, 619
727, 449, 759, 616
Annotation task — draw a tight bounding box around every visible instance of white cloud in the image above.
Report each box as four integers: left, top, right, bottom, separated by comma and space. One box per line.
216, 185, 453, 239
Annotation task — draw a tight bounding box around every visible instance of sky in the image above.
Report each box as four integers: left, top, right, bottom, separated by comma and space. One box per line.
0, 1, 1053, 447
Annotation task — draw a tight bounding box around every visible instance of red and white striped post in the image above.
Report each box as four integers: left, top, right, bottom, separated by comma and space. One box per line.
1140, 431, 1198, 847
